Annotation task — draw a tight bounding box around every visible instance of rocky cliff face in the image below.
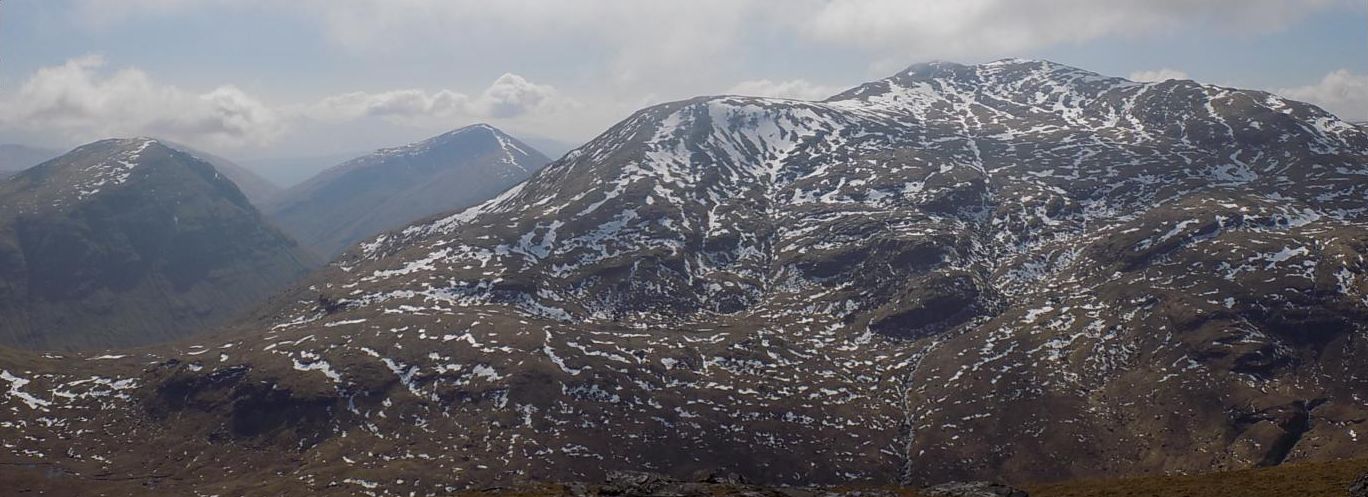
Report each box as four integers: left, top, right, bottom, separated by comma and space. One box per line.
0, 138, 313, 349
0, 60, 1364, 494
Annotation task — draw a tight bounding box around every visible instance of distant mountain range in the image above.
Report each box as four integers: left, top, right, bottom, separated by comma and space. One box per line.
0, 138, 313, 349
0, 60, 1364, 495
265, 124, 550, 256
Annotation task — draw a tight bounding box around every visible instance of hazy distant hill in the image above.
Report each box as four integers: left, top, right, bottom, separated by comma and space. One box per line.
266, 124, 549, 256
0, 144, 61, 177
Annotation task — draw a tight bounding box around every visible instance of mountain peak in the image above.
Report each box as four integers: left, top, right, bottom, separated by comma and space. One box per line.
367, 123, 522, 162
30, 136, 172, 202
434, 122, 501, 140
81, 136, 164, 153
0, 138, 312, 349
889, 58, 1117, 86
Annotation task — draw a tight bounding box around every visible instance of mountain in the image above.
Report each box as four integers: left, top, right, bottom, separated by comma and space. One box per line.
0, 144, 61, 176
0, 138, 313, 350
266, 124, 550, 256
1, 60, 1366, 494
162, 142, 284, 206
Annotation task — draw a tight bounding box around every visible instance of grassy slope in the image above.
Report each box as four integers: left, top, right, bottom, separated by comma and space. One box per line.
1027, 457, 1368, 497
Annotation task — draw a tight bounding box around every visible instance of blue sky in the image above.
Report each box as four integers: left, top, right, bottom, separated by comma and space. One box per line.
2, 0, 1365, 170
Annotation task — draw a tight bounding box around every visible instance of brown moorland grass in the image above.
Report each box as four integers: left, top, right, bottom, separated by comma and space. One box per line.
1028, 457, 1368, 497
3, 457, 1366, 496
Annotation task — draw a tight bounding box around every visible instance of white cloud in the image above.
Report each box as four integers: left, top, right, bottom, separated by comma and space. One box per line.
480, 74, 562, 118
1128, 68, 1191, 82
0, 56, 579, 152
308, 90, 472, 123
41, 1, 1368, 150
303, 0, 758, 91
727, 79, 845, 101
305, 73, 573, 124
1280, 69, 1368, 121
0, 55, 281, 148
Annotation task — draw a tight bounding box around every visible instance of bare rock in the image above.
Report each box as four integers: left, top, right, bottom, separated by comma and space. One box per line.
922, 481, 1028, 497
602, 471, 676, 495
1349, 472, 1368, 497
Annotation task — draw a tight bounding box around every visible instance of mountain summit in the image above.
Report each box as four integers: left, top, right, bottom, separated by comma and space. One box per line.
0, 138, 313, 349
1, 60, 1365, 493
267, 124, 550, 256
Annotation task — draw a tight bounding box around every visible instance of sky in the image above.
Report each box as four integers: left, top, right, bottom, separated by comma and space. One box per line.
1, 0, 1366, 179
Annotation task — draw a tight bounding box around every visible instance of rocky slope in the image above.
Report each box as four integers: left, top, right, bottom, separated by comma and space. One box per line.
0, 138, 313, 350
0, 60, 1365, 494
267, 124, 549, 257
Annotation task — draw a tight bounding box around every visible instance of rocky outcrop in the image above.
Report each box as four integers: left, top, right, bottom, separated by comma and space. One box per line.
1350, 472, 1368, 497
922, 481, 1028, 497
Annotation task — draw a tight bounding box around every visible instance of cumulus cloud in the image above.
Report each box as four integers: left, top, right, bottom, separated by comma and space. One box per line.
309, 90, 472, 123
0, 55, 281, 148
1128, 68, 1191, 82
41, 1, 1367, 147
0, 56, 577, 150
1280, 69, 1368, 121
306, 73, 571, 124
480, 74, 562, 118
726, 79, 845, 101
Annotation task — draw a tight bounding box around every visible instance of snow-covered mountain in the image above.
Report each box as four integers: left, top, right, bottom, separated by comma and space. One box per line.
267, 124, 550, 257
2, 60, 1366, 494
0, 138, 313, 350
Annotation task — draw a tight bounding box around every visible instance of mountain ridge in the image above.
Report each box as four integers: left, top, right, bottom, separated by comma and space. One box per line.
0, 60, 1365, 494
267, 123, 551, 257
160, 141, 285, 206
